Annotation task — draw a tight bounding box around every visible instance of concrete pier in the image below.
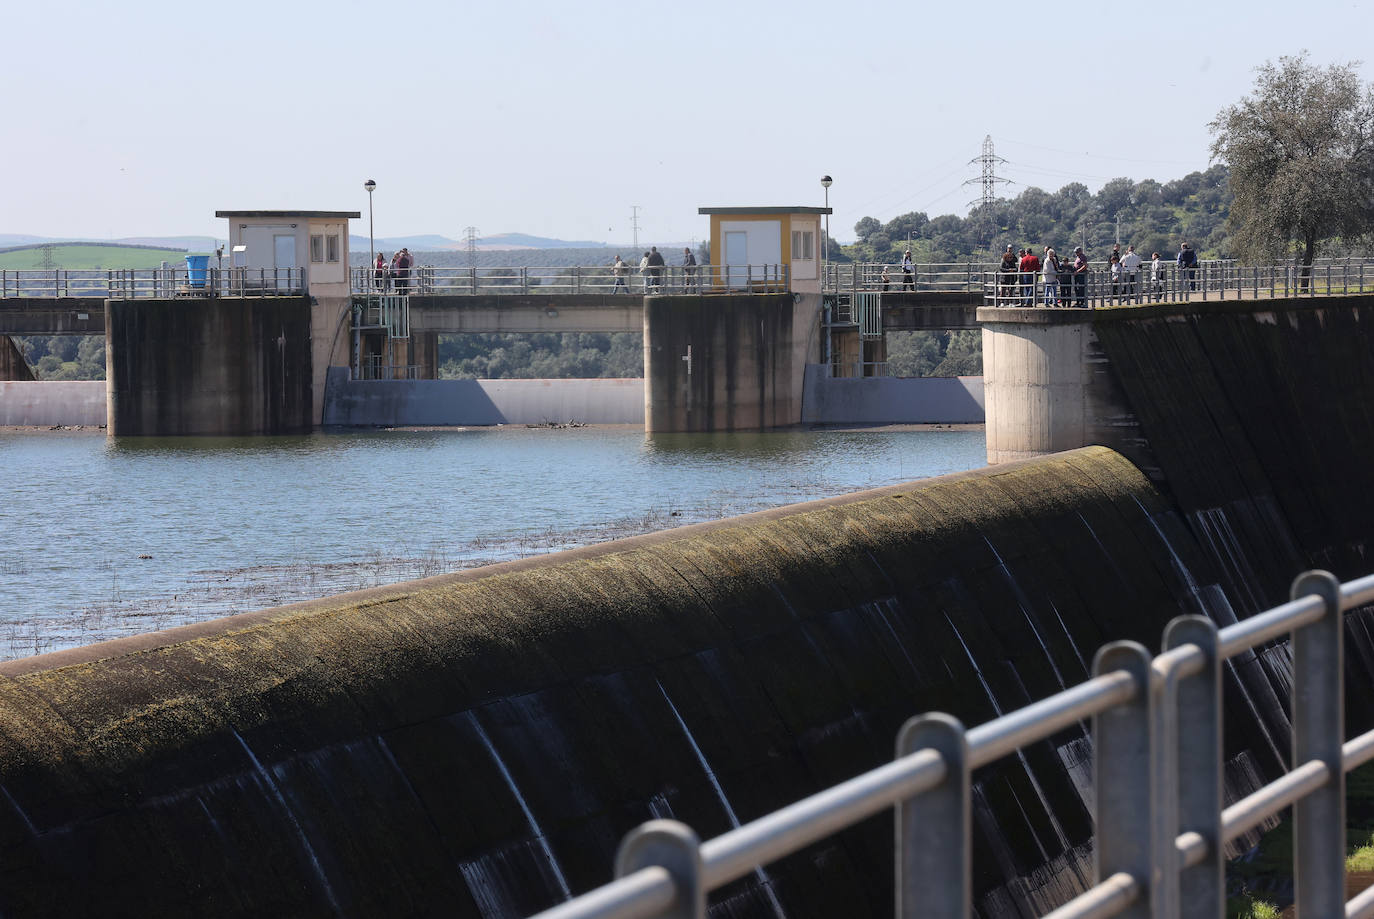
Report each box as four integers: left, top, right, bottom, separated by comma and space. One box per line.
106, 296, 313, 436
643, 292, 820, 432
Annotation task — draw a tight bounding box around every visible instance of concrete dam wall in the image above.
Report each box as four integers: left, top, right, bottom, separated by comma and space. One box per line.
0, 447, 1306, 918
4, 296, 1374, 916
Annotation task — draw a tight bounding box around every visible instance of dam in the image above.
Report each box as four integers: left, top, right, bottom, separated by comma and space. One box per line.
0, 294, 1372, 916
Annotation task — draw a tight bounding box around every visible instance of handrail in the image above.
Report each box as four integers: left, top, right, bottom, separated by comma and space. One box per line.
347, 263, 788, 296
977, 259, 1374, 309
528, 568, 1374, 919
823, 257, 1374, 296
0, 267, 305, 299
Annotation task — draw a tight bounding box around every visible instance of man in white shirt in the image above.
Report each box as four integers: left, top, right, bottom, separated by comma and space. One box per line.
1120, 245, 1142, 301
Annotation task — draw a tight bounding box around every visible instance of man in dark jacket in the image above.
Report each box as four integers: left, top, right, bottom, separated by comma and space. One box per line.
646, 246, 665, 290
1177, 242, 1198, 291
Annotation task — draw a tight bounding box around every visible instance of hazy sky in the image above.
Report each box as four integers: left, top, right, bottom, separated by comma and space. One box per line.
8, 0, 1372, 247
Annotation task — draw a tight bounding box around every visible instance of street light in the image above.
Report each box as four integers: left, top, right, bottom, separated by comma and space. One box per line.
364, 179, 377, 290
820, 175, 832, 289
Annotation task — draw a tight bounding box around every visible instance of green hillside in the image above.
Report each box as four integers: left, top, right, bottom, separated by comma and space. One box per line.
0, 244, 204, 271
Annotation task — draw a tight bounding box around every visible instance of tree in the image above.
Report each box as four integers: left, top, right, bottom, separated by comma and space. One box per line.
1210, 53, 1374, 276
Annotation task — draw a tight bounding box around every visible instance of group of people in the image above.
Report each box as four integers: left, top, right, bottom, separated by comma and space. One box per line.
994, 241, 1202, 307
372, 248, 414, 293
611, 246, 699, 293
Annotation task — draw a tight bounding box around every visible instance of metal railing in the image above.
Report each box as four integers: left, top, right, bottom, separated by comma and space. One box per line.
349, 264, 788, 296
353, 356, 422, 381
980, 261, 1374, 309
824, 257, 1374, 297
528, 568, 1374, 919
0, 267, 306, 299
827, 261, 989, 293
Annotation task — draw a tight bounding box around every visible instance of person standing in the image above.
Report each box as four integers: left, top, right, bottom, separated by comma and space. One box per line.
647, 246, 665, 290
638, 251, 650, 292
880, 265, 891, 291
1108, 244, 1122, 302
1150, 251, 1163, 300
390, 251, 404, 294
1072, 246, 1089, 307
999, 245, 1018, 305
398, 248, 413, 294
1120, 245, 1141, 301
681, 247, 697, 292
1042, 247, 1060, 306
1177, 241, 1198, 292
374, 252, 388, 291
611, 255, 629, 293
901, 250, 915, 290
1019, 246, 1041, 305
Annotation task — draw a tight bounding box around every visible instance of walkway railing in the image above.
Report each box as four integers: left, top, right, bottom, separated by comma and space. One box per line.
528, 569, 1374, 919
826, 261, 990, 293
980, 261, 1374, 309
0, 267, 305, 299
824, 258, 1374, 297
349, 264, 788, 296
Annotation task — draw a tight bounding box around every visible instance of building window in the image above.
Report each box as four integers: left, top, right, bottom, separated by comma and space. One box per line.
310, 235, 324, 263
792, 230, 814, 260
326, 234, 340, 263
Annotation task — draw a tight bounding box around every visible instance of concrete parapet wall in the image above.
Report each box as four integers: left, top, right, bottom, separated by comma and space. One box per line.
0, 447, 1297, 917
321, 367, 645, 425
800, 365, 984, 423
0, 381, 105, 426
106, 296, 313, 436
0, 299, 106, 337
406, 293, 644, 334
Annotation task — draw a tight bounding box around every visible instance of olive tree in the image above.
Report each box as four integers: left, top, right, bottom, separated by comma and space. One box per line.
1209, 53, 1374, 277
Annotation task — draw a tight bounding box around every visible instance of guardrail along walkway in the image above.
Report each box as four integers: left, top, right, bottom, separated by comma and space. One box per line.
0, 267, 305, 299
531, 568, 1374, 919
350, 264, 789, 296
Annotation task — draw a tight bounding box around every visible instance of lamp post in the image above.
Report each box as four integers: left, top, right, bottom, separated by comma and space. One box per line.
364, 179, 377, 290
820, 175, 832, 290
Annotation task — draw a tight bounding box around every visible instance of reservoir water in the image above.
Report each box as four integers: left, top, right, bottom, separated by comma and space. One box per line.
2, 426, 985, 660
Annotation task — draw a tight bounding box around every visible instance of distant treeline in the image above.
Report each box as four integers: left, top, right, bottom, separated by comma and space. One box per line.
437, 332, 644, 379
846, 166, 1237, 265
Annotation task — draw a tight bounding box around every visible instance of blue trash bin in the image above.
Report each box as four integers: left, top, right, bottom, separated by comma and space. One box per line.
186, 254, 210, 289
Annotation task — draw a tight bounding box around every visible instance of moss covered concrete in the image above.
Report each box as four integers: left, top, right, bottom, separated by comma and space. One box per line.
0, 446, 1281, 917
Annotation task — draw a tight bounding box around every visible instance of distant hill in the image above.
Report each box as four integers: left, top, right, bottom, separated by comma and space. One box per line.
479, 232, 606, 250
0, 244, 207, 271
0, 234, 223, 252
118, 235, 223, 251
0, 234, 49, 248
362, 232, 609, 253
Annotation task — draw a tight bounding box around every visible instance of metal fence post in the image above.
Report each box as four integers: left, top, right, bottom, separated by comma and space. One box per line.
1290, 569, 1345, 919
895, 713, 968, 919
1162, 616, 1223, 919
614, 820, 705, 919
1093, 641, 1153, 919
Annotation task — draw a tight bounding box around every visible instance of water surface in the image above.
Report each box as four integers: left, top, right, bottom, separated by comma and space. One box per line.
2, 426, 985, 658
